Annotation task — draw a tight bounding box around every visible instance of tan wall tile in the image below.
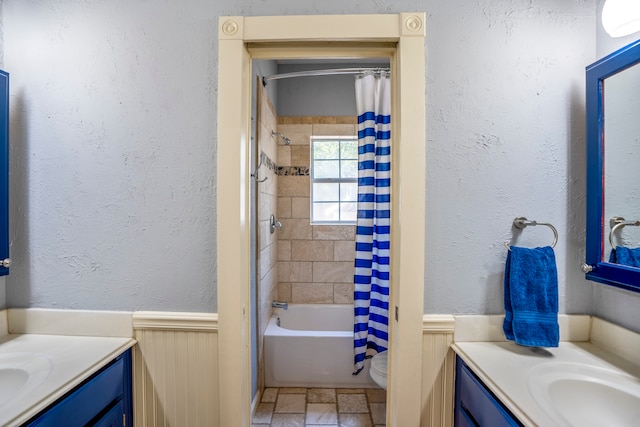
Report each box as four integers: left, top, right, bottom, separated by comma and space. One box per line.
291, 240, 333, 262
270, 241, 278, 270
291, 145, 309, 167
277, 124, 312, 146
278, 197, 292, 219
278, 145, 291, 167
259, 266, 278, 328
259, 267, 278, 307
291, 197, 310, 219
291, 283, 334, 304
333, 240, 355, 262
279, 176, 310, 197
259, 244, 273, 280
278, 282, 292, 302
271, 117, 359, 305
313, 117, 338, 124
313, 261, 354, 283
334, 283, 354, 304
278, 261, 312, 283
259, 167, 278, 196
259, 219, 275, 249
278, 240, 291, 261
313, 225, 356, 241
278, 218, 312, 240
278, 116, 356, 125
258, 190, 275, 222
312, 124, 356, 136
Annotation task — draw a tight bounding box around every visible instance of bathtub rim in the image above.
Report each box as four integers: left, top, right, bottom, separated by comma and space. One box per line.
265, 303, 355, 338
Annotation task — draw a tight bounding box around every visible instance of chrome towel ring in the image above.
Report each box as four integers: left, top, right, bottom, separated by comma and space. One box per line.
609, 217, 640, 249
505, 217, 558, 251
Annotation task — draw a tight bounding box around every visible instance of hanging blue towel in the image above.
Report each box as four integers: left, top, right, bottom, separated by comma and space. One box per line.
609, 246, 640, 267
503, 246, 559, 347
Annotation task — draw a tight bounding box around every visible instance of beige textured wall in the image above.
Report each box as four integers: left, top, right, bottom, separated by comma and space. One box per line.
276, 117, 358, 304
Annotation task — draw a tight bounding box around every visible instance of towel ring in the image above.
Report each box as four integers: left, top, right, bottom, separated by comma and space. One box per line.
505, 217, 558, 251
609, 217, 640, 249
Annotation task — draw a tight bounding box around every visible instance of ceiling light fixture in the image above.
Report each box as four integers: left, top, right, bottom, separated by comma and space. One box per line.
602, 0, 640, 37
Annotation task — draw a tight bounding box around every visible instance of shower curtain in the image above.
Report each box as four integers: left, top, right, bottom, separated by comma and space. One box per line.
353, 72, 391, 375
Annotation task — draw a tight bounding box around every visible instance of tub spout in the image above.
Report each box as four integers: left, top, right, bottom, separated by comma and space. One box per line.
272, 300, 288, 310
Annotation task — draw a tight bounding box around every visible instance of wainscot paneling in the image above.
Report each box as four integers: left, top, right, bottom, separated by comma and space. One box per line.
133, 311, 219, 427
421, 315, 456, 427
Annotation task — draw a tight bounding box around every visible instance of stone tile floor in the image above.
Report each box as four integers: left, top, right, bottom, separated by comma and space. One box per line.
252, 387, 386, 427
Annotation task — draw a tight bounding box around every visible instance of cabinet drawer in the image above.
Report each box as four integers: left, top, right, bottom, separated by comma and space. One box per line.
27, 357, 124, 427
457, 359, 521, 427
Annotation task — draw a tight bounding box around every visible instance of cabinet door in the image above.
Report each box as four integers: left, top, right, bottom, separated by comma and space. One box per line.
0, 70, 8, 276
92, 400, 124, 427
25, 350, 132, 427
455, 357, 522, 427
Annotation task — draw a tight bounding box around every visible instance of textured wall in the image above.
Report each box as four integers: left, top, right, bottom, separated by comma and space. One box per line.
3, 1, 220, 311
423, 1, 595, 314
0, 0, 602, 315
279, 2, 597, 314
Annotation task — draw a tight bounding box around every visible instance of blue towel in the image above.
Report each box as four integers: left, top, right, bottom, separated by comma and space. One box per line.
503, 246, 559, 347
609, 246, 640, 267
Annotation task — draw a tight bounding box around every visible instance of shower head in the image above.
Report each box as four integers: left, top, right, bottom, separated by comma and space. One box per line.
271, 131, 292, 145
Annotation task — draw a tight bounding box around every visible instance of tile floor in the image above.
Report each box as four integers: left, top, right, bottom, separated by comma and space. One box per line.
252, 387, 386, 427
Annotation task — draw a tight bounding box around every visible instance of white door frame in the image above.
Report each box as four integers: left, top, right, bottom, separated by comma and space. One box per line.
217, 13, 426, 426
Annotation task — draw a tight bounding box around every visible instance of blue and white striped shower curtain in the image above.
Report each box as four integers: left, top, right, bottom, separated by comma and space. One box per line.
353, 72, 391, 375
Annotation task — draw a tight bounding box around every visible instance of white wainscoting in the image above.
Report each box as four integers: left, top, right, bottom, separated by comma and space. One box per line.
132, 311, 219, 427
421, 315, 456, 427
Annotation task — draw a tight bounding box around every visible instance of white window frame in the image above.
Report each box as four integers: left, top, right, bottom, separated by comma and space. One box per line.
310, 135, 358, 225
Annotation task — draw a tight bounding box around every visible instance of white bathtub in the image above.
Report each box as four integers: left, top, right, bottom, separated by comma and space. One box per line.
264, 304, 377, 388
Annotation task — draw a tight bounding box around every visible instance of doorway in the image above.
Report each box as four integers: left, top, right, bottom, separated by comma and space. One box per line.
217, 13, 426, 427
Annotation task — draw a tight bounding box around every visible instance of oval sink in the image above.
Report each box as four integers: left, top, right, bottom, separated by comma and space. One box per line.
528, 362, 640, 427
0, 353, 52, 407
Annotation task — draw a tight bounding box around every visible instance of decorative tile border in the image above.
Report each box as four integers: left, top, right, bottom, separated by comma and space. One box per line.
260, 150, 310, 176
278, 166, 309, 176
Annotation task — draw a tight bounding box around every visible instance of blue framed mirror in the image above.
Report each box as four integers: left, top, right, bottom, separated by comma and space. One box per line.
585, 39, 640, 291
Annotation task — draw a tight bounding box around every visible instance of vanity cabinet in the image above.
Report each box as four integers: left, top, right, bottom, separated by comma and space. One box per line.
25, 349, 132, 427
455, 357, 522, 427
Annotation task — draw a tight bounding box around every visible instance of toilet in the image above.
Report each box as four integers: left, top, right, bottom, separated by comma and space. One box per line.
369, 351, 388, 389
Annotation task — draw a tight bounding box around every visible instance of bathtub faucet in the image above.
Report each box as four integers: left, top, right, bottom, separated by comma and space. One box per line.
272, 300, 288, 310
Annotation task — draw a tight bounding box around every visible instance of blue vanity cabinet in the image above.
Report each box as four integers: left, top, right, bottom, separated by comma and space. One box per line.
25, 349, 133, 427
455, 357, 523, 427
0, 70, 9, 276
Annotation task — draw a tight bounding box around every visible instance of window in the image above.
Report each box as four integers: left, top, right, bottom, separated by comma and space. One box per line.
310, 136, 358, 224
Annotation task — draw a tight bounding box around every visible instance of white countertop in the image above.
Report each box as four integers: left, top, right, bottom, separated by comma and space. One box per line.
452, 341, 640, 427
0, 333, 136, 427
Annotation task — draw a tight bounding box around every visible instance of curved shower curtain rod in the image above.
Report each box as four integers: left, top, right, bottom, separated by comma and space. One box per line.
262, 67, 391, 86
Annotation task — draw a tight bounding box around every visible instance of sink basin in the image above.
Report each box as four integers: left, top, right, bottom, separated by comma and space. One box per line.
528, 362, 640, 427
0, 353, 52, 407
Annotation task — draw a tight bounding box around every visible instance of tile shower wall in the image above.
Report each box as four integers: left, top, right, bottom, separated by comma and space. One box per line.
276, 117, 358, 305
257, 83, 279, 390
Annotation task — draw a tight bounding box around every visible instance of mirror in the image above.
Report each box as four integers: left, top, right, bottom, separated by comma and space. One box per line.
585, 38, 640, 291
